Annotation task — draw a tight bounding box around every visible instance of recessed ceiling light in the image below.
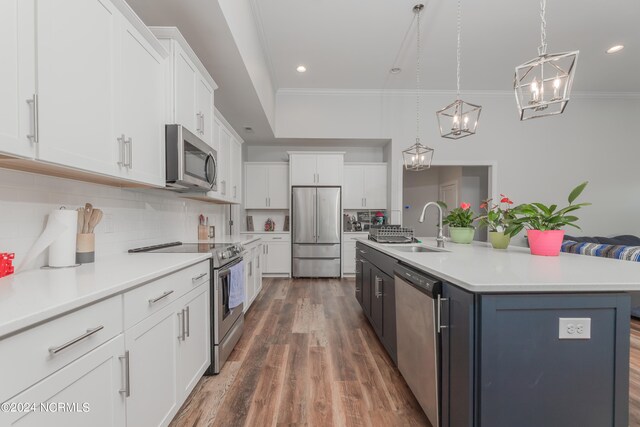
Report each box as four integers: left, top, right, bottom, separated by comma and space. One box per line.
390, 67, 402, 74
296, 65, 307, 73
606, 45, 624, 54
243, 126, 254, 134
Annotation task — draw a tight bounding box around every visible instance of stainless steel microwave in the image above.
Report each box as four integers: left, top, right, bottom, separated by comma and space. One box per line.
165, 124, 217, 192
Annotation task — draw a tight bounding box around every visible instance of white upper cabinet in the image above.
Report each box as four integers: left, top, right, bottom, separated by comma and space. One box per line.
0, 0, 36, 158
289, 153, 344, 186
230, 138, 242, 202
117, 19, 165, 186
150, 27, 217, 149
244, 163, 289, 209
3, 0, 168, 186
343, 163, 388, 209
363, 163, 387, 209
36, 0, 120, 177
196, 78, 214, 147
207, 110, 243, 204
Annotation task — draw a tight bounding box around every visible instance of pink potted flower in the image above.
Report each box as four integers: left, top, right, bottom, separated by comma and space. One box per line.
506, 182, 590, 256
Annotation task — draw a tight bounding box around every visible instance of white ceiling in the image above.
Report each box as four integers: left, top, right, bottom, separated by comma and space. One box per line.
253, 0, 640, 92
128, 0, 639, 145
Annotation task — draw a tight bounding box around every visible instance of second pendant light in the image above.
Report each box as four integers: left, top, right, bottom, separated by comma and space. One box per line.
436, 0, 482, 140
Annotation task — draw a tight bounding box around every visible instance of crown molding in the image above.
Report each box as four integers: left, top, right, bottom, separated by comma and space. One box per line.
277, 87, 640, 100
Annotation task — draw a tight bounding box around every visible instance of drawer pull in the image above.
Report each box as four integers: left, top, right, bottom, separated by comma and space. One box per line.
48, 325, 104, 355
272, 237, 282, 240
148, 290, 174, 305
185, 306, 190, 338
192, 273, 208, 282
119, 350, 130, 397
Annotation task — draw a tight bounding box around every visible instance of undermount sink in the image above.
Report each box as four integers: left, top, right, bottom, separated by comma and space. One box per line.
394, 246, 442, 253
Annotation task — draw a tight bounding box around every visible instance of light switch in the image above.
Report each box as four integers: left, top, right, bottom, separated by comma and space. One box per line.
559, 318, 591, 339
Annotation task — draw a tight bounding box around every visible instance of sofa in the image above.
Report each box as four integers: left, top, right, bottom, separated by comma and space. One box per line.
562, 235, 640, 318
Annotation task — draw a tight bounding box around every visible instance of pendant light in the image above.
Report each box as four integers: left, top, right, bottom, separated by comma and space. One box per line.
436, 0, 482, 140
514, 0, 578, 120
403, 4, 434, 172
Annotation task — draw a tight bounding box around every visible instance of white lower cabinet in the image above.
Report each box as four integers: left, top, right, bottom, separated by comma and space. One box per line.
124, 302, 179, 427
263, 240, 291, 275
177, 286, 210, 398
244, 242, 264, 311
3, 335, 126, 427
0, 260, 211, 427
342, 233, 368, 275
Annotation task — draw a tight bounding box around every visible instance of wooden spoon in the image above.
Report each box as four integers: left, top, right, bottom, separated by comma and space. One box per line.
88, 209, 103, 233
83, 203, 93, 234
77, 208, 85, 234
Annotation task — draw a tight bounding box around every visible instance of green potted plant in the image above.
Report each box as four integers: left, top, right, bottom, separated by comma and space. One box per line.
478, 195, 515, 249
441, 202, 477, 244
506, 182, 590, 256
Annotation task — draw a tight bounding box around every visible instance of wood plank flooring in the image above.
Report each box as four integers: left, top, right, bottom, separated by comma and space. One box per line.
170, 278, 640, 427
170, 278, 430, 427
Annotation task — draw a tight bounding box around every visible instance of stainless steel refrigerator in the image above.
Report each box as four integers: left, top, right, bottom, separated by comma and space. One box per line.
292, 186, 341, 278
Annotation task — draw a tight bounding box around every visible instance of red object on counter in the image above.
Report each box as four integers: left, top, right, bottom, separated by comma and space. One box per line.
0, 253, 15, 278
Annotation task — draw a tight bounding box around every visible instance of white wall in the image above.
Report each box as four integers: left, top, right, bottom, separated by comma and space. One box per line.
276, 90, 640, 238
402, 168, 440, 237
460, 167, 489, 241
245, 144, 385, 162
0, 168, 228, 271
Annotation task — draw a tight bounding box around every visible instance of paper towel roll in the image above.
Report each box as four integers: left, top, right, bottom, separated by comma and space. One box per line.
48, 209, 78, 268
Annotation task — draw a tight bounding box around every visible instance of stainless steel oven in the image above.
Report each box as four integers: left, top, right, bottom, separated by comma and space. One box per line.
165, 124, 217, 192
209, 257, 244, 375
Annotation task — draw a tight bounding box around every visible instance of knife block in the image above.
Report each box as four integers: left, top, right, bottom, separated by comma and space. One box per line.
198, 225, 208, 241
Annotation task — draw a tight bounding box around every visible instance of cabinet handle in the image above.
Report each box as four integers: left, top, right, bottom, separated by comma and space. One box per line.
26, 94, 39, 143
234, 185, 237, 198
437, 294, 449, 333
178, 310, 186, 341
186, 306, 190, 338
273, 237, 282, 240
196, 112, 201, 133
192, 273, 207, 282
267, 245, 269, 255
364, 198, 367, 207
148, 290, 174, 305
257, 253, 260, 268
126, 137, 133, 168
48, 325, 104, 355
119, 350, 130, 397
358, 249, 367, 254
117, 135, 125, 166
374, 276, 383, 298
266, 197, 268, 207
200, 113, 205, 135
249, 261, 252, 277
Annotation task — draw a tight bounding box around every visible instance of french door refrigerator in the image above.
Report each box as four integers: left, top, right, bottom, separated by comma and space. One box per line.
292, 186, 341, 278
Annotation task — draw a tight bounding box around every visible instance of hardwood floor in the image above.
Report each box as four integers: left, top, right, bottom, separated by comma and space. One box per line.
171, 278, 640, 427
170, 278, 430, 427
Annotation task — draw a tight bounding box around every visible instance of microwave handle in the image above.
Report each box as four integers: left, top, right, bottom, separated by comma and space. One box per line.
205, 153, 216, 188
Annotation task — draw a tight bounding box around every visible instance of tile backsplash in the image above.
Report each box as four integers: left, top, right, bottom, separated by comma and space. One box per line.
0, 168, 228, 271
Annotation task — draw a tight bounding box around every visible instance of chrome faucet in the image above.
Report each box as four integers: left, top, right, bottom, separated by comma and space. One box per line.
419, 202, 445, 248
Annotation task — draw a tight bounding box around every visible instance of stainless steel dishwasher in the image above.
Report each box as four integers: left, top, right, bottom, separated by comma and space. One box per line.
395, 263, 443, 427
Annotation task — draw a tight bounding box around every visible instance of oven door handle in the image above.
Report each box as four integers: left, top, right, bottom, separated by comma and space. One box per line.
219, 257, 243, 275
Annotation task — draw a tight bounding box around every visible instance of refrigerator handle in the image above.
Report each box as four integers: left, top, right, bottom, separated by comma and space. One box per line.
313, 192, 317, 241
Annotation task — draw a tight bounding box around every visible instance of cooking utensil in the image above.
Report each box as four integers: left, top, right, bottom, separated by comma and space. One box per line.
88, 209, 103, 233
83, 203, 93, 233
77, 208, 85, 233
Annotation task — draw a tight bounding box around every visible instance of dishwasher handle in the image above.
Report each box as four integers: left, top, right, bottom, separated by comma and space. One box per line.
394, 263, 441, 297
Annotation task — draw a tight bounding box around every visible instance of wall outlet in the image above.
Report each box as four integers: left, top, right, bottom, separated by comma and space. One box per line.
559, 318, 591, 339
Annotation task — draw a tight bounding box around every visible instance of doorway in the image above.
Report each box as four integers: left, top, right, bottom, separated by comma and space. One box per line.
402, 165, 491, 241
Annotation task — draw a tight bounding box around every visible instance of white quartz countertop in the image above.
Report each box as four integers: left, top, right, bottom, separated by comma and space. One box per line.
240, 231, 289, 235
358, 238, 640, 293
0, 253, 211, 339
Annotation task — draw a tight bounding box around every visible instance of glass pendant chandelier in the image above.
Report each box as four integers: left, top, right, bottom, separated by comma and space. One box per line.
514, 0, 578, 120
436, 0, 482, 140
403, 4, 434, 172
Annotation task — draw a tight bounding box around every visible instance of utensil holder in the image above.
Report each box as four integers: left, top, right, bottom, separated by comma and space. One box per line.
76, 233, 95, 264
198, 225, 208, 241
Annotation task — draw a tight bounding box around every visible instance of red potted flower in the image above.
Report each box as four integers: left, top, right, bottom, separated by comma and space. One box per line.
441, 202, 478, 244
478, 195, 516, 249
506, 182, 590, 256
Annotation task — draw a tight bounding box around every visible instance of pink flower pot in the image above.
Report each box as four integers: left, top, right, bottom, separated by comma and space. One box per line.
527, 230, 565, 256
